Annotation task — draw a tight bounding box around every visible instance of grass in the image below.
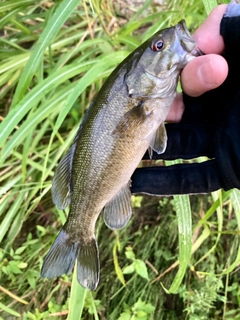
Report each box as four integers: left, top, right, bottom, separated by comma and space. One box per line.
1, 0, 240, 319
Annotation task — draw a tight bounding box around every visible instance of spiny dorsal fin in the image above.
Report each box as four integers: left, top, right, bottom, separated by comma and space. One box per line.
52, 143, 76, 210
103, 181, 132, 230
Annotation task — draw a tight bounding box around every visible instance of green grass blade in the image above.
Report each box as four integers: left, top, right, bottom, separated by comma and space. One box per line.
0, 8, 20, 28
219, 189, 240, 275
164, 160, 192, 293
0, 176, 21, 197
113, 236, 126, 287
201, 0, 218, 14
0, 190, 24, 243
197, 190, 232, 226
168, 194, 192, 293
193, 191, 224, 267
191, 225, 211, 254
0, 0, 34, 11
1, 85, 75, 162
231, 189, 240, 228
52, 51, 128, 140
0, 53, 29, 73
67, 264, 87, 320
0, 37, 28, 52
0, 302, 20, 317
0, 62, 95, 159
10, 17, 32, 35
11, 0, 81, 106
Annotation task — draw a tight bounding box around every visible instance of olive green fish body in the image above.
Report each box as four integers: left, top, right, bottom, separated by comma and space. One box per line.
41, 20, 200, 290
66, 75, 173, 240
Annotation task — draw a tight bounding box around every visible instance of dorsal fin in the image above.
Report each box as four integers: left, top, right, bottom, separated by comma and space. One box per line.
52, 142, 76, 210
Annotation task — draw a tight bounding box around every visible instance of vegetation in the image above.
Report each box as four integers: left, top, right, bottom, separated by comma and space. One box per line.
1, 0, 239, 319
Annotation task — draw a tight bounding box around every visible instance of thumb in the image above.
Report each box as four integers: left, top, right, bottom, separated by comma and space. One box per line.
180, 54, 228, 97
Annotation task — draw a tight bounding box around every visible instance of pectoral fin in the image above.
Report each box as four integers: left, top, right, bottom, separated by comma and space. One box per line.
149, 123, 167, 155
103, 182, 132, 230
112, 103, 152, 138
52, 143, 76, 210
148, 147, 153, 160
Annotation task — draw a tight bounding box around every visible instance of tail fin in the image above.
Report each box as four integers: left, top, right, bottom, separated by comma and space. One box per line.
41, 230, 100, 290
77, 237, 99, 290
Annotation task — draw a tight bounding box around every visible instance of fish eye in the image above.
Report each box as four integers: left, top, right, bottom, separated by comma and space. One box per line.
151, 39, 164, 52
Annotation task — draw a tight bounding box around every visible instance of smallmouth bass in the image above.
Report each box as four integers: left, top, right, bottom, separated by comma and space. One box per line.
41, 20, 200, 290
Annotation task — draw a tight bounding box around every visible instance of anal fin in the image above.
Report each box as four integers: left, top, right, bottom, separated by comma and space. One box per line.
103, 182, 132, 230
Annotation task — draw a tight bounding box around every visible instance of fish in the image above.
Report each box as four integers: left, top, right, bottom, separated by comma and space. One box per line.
41, 20, 200, 290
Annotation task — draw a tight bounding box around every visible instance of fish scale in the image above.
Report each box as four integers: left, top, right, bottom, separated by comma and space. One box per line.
41, 20, 201, 290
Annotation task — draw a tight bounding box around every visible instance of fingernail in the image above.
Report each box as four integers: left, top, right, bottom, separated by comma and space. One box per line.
198, 58, 217, 86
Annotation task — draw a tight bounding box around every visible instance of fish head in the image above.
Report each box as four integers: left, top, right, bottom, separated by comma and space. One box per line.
125, 20, 201, 99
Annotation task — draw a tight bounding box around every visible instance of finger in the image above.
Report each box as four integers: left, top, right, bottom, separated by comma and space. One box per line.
142, 123, 216, 160
193, 4, 227, 54
180, 54, 228, 97
131, 160, 223, 195
166, 54, 228, 121
166, 92, 184, 122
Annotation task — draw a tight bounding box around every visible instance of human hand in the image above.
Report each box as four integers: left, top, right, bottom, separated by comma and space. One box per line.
131, 1, 240, 195
167, 4, 228, 122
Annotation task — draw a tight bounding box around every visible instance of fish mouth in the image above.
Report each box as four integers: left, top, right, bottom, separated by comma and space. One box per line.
175, 20, 202, 58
